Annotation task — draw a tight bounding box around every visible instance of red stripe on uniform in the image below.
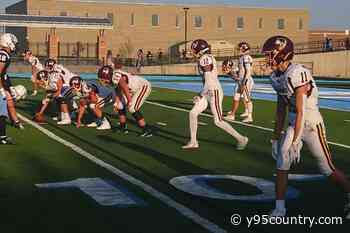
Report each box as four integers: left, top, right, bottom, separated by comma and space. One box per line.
214, 90, 223, 121
135, 85, 147, 111
316, 124, 336, 172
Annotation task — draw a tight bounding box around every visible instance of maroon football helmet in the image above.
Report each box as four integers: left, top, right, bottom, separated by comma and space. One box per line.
45, 58, 56, 72
262, 36, 294, 66
36, 70, 49, 81
238, 42, 250, 54
69, 76, 82, 90
98, 65, 113, 85
191, 39, 210, 56
222, 59, 234, 74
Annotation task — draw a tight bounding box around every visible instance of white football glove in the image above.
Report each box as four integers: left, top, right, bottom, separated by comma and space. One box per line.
271, 139, 279, 160
192, 95, 202, 104
288, 140, 303, 164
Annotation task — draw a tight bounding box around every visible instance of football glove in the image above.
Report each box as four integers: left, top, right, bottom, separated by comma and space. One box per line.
288, 140, 303, 164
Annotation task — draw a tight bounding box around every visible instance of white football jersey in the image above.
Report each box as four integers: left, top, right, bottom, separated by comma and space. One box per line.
28, 56, 44, 71
197, 54, 221, 91
284, 64, 319, 110
47, 72, 61, 91
238, 54, 253, 81
112, 69, 149, 93
52, 64, 76, 85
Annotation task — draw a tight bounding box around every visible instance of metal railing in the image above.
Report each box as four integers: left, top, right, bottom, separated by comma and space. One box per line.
9, 38, 350, 68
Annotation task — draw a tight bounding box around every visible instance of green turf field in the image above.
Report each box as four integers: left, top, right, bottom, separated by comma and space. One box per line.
1, 79, 350, 233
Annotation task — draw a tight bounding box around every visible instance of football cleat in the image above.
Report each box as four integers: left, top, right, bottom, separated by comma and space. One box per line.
242, 116, 253, 124
182, 141, 199, 149
57, 119, 71, 125
139, 128, 152, 137
87, 122, 98, 128
0, 136, 14, 145
224, 114, 235, 122
14, 121, 24, 130
96, 118, 111, 130
240, 112, 249, 118
236, 137, 248, 150
269, 208, 286, 217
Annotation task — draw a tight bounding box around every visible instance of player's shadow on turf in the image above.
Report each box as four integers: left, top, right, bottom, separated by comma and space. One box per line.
98, 135, 213, 175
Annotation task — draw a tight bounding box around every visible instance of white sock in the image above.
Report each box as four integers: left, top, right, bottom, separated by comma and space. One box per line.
64, 112, 71, 121
189, 111, 198, 143
276, 200, 285, 210
247, 102, 253, 114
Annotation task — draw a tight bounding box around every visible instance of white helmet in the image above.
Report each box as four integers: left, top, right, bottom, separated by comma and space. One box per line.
13, 85, 27, 101
0, 33, 18, 51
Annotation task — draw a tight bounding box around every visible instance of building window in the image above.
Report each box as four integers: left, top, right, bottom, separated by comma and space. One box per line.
194, 16, 202, 28
298, 18, 303, 30
258, 17, 263, 29
131, 13, 135, 26
277, 18, 285, 30
217, 16, 223, 28
60, 11, 67, 16
152, 14, 159, 26
236, 17, 244, 30
176, 14, 180, 28
107, 12, 114, 24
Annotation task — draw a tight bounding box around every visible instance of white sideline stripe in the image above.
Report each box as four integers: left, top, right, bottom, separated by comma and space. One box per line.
17, 113, 226, 233
146, 101, 350, 150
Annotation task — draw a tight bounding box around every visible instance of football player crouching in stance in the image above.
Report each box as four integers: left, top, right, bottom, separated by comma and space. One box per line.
182, 39, 248, 150
262, 36, 350, 219
44, 58, 77, 125
22, 49, 44, 96
0, 33, 18, 144
97, 65, 152, 137
33, 70, 57, 124
70, 76, 112, 130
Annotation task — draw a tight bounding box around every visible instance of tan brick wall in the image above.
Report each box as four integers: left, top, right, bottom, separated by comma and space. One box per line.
9, 0, 309, 58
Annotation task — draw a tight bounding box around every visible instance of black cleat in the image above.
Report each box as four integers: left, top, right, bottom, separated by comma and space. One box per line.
139, 128, 152, 137
0, 137, 14, 145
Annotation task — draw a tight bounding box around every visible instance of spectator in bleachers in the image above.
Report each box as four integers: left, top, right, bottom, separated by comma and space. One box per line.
146, 51, 153, 65
136, 49, 144, 72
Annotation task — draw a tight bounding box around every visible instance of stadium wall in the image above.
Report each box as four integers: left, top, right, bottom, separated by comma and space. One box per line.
6, 0, 309, 58
8, 50, 350, 78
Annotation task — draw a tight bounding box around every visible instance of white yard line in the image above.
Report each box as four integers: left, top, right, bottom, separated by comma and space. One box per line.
17, 113, 226, 233
146, 101, 350, 150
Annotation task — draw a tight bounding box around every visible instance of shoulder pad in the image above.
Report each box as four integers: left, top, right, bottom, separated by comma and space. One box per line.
287, 65, 312, 90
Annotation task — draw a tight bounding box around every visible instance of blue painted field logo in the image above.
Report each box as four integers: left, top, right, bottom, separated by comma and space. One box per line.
36, 177, 146, 207
169, 174, 323, 202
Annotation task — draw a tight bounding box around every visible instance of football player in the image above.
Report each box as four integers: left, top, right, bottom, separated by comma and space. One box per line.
262, 36, 350, 218
69, 76, 112, 130
97, 65, 152, 137
45, 59, 76, 125
22, 49, 44, 96
225, 42, 254, 123
222, 59, 242, 122
182, 39, 248, 149
0, 33, 18, 144
0, 33, 24, 131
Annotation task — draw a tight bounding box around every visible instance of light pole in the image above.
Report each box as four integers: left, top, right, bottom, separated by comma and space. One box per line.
183, 7, 189, 56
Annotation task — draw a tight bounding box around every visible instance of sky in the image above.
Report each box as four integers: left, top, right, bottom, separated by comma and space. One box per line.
1, 0, 350, 29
